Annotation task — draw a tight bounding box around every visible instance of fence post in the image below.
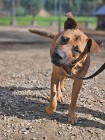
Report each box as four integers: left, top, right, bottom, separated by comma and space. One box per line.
10, 0, 16, 26
58, 0, 62, 33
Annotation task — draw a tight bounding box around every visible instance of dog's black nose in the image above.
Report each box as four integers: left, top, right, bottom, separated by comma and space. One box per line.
54, 50, 66, 60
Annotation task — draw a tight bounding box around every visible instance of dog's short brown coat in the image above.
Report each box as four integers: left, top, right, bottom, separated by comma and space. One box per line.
46, 12, 101, 124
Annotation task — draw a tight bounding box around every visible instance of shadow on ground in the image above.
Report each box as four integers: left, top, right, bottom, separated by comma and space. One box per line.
0, 86, 105, 130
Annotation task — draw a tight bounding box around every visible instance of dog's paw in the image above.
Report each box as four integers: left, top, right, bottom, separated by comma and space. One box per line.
68, 112, 77, 125
46, 106, 56, 115
57, 95, 64, 103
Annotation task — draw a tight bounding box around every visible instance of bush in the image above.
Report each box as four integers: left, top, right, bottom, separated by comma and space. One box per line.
16, 6, 25, 16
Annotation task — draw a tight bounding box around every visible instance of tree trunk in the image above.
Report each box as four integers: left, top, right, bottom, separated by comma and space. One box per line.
10, 0, 16, 26
31, 15, 37, 26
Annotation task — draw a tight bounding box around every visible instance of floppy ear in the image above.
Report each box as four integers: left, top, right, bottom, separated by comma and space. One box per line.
64, 12, 78, 30
85, 38, 102, 54
83, 38, 92, 54
74, 39, 92, 63
91, 39, 102, 54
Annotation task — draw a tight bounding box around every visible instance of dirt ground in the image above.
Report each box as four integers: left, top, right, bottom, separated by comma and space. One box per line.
0, 37, 105, 140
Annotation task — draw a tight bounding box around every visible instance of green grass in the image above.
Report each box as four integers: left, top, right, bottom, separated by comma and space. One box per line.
0, 17, 11, 25
76, 16, 97, 27
0, 15, 97, 27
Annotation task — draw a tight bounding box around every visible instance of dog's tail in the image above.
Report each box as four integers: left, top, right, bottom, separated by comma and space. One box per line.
29, 29, 56, 39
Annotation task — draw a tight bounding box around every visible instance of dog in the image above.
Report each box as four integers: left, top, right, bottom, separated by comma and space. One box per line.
30, 12, 102, 124
45, 12, 102, 124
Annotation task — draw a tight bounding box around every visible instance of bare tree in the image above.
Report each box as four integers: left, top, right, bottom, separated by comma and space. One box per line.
3, 0, 16, 25
21, 0, 40, 26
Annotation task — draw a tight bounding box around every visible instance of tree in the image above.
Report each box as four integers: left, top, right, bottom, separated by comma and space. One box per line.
0, 1, 3, 9
21, 0, 41, 26
3, 0, 16, 25
3, 0, 11, 12
69, 0, 82, 15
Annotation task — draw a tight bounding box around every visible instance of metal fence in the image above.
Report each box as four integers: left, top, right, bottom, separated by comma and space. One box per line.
0, 0, 103, 29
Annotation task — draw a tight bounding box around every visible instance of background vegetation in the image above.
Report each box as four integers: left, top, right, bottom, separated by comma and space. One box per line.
0, 0, 104, 27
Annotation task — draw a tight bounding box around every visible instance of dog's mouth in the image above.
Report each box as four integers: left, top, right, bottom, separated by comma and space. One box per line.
51, 58, 75, 67
51, 59, 62, 67
51, 59, 75, 78
51, 57, 74, 67
62, 65, 73, 77
51, 59, 70, 67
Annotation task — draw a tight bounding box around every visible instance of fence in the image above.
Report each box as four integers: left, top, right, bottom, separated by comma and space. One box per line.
0, 0, 102, 30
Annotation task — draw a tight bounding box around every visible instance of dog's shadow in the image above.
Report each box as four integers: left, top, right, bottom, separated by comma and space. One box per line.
0, 86, 105, 130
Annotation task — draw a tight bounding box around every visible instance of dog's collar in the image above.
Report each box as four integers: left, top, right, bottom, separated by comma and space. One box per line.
63, 63, 105, 80
62, 48, 105, 80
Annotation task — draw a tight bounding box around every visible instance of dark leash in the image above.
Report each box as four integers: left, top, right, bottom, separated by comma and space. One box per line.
63, 63, 105, 80
77, 63, 105, 80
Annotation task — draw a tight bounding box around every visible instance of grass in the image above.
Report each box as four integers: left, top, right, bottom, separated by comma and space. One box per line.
0, 15, 97, 27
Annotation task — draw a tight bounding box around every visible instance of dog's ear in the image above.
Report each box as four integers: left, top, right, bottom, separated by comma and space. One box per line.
64, 12, 78, 30
91, 39, 102, 54
84, 38, 92, 53
86, 38, 102, 54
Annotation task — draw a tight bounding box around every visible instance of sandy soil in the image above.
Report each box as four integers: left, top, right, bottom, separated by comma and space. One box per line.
0, 38, 105, 140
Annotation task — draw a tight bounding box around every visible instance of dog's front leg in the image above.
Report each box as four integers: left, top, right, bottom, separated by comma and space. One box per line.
46, 72, 58, 115
60, 77, 65, 92
68, 79, 83, 124
57, 79, 64, 103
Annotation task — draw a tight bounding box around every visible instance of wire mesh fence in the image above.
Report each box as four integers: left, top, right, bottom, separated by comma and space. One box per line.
0, 0, 104, 29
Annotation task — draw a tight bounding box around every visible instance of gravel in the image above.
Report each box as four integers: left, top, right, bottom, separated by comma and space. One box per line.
0, 41, 105, 140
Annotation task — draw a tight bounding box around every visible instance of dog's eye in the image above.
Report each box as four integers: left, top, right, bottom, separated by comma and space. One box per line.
73, 46, 81, 54
61, 36, 69, 44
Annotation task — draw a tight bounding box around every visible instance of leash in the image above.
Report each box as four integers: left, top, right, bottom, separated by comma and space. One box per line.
63, 63, 105, 80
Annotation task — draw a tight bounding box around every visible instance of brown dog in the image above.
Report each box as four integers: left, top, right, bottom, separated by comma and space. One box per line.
45, 12, 101, 124
29, 12, 102, 124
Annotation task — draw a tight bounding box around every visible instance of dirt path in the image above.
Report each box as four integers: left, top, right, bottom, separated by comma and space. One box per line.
0, 41, 105, 140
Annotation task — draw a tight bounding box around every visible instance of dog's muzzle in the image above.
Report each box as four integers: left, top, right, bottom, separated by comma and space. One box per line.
51, 48, 69, 67
51, 48, 76, 67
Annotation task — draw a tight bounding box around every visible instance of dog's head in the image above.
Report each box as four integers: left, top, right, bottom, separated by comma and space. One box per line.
51, 12, 102, 68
